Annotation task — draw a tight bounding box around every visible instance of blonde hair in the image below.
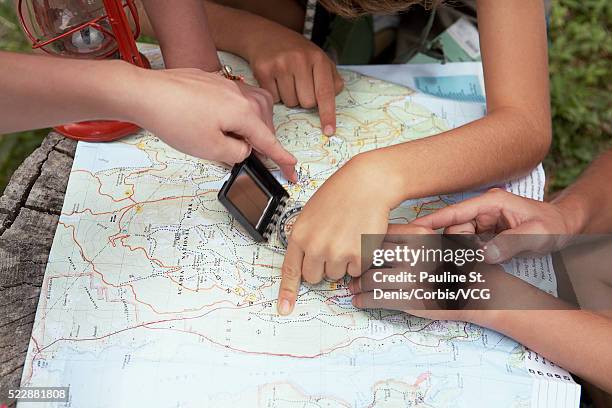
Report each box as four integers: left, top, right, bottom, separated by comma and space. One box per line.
318, 0, 441, 17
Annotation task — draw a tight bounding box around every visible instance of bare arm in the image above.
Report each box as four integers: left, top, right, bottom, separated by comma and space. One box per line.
0, 52, 131, 134
140, 0, 221, 71
366, 0, 552, 208
552, 150, 612, 235
210, 0, 305, 33
0, 51, 297, 177
479, 310, 612, 393
276, 0, 554, 315
202, 1, 270, 58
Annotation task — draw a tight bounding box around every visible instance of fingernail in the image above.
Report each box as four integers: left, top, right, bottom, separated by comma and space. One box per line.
323, 125, 335, 136
485, 244, 501, 263
278, 298, 292, 316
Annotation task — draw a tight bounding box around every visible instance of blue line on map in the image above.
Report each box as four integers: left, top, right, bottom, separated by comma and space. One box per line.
414, 75, 486, 103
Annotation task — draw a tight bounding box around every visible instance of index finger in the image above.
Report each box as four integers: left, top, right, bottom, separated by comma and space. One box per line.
411, 196, 501, 231
234, 113, 298, 182
277, 240, 304, 316
314, 61, 337, 136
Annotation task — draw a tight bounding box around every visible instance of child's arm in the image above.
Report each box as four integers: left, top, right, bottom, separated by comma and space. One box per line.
0, 53, 130, 134
550, 149, 612, 235
349, 226, 612, 393
203, 1, 343, 136
352, 267, 612, 393
140, 0, 221, 71
277, 0, 553, 314
138, 1, 342, 135
410, 149, 612, 262
477, 310, 612, 393
0, 51, 297, 178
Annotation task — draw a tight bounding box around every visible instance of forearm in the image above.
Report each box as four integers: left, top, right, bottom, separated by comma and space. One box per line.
205, 1, 286, 61
369, 107, 551, 209
552, 150, 612, 234
0, 52, 135, 134
210, 0, 305, 33
477, 310, 612, 393
140, 0, 220, 71
368, 0, 551, 208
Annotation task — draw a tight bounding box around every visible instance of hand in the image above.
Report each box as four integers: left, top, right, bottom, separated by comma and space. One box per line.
350, 223, 569, 323
411, 188, 577, 263
245, 26, 344, 136
130, 67, 298, 181
350, 223, 472, 322
276, 154, 395, 316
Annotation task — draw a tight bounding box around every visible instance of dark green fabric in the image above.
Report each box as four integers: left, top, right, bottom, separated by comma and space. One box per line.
324, 16, 374, 65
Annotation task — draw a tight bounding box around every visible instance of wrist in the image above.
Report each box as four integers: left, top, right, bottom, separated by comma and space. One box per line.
92, 60, 143, 123
351, 150, 409, 209
551, 193, 589, 235
463, 309, 505, 330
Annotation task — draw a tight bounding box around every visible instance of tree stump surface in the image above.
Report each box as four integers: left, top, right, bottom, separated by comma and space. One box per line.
0, 133, 77, 407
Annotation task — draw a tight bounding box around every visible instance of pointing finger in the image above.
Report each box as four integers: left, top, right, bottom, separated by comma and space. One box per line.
278, 240, 304, 316
230, 112, 298, 182
314, 61, 337, 136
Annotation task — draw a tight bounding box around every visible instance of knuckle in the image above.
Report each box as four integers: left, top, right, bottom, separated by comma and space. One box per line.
301, 97, 317, 109
528, 221, 551, 235
290, 50, 307, 63
283, 96, 299, 108
410, 225, 433, 235
235, 143, 251, 163
311, 50, 327, 65
256, 131, 277, 150
290, 224, 305, 241
316, 85, 335, 100
253, 60, 273, 75
281, 263, 301, 281
326, 269, 345, 280
346, 252, 360, 266
303, 273, 323, 285
307, 244, 326, 260
274, 58, 289, 72
328, 244, 352, 261
347, 264, 362, 277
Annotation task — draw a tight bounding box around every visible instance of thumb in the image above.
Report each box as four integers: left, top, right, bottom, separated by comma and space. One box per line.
483, 222, 554, 264
216, 134, 252, 165
227, 112, 297, 182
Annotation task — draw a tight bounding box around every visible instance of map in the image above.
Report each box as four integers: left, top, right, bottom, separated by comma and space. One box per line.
20, 46, 580, 407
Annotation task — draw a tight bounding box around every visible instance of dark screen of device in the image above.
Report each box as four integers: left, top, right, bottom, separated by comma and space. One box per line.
226, 169, 272, 228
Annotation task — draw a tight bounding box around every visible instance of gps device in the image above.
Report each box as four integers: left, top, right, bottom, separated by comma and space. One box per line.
218, 154, 291, 243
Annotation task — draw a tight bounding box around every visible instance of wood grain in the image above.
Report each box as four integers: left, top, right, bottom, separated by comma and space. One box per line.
0, 133, 76, 407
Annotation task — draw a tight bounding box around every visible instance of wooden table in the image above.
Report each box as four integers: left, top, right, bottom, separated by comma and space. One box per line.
0, 133, 76, 406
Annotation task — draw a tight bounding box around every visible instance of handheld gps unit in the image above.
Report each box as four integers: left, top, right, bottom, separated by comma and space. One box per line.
218, 154, 300, 246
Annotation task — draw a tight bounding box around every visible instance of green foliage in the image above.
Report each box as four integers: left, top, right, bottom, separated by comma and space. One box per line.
0, 0, 30, 51
546, 0, 612, 190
